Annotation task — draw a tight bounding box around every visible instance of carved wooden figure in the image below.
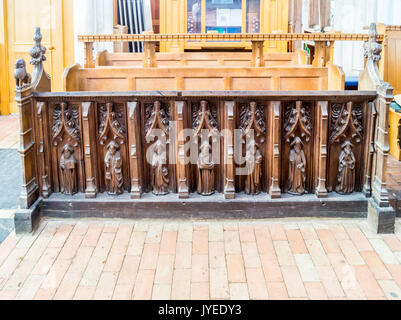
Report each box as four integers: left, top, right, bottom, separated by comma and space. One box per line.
14, 59, 31, 89
245, 139, 263, 195
197, 140, 215, 196
105, 140, 123, 195
151, 139, 169, 195
239, 101, 266, 195
60, 144, 77, 195
287, 137, 307, 195
336, 140, 356, 195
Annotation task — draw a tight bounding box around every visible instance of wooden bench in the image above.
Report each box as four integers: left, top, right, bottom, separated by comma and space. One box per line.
63, 63, 344, 92
96, 50, 309, 67
13, 25, 395, 235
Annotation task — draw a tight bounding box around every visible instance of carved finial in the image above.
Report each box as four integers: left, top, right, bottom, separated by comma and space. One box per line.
364, 23, 382, 62
14, 59, 31, 90
30, 27, 47, 66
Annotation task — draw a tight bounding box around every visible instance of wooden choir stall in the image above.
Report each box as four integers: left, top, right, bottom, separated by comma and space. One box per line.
14, 24, 396, 234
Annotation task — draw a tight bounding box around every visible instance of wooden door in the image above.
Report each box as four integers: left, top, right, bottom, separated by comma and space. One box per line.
5, 0, 66, 114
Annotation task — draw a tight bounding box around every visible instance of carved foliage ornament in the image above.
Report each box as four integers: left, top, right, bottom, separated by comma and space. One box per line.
239, 102, 266, 140
29, 27, 47, 66
99, 103, 126, 145
52, 102, 81, 147
364, 23, 382, 62
330, 103, 363, 145
284, 102, 312, 142
145, 101, 170, 139
192, 100, 218, 137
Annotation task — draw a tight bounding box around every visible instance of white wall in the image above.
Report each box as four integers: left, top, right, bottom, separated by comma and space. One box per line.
332, 0, 401, 76
73, 0, 114, 66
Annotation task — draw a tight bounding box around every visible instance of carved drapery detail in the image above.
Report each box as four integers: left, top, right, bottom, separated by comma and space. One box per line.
329, 102, 363, 145
98, 103, 126, 145
284, 102, 312, 142
240, 102, 266, 195
145, 101, 171, 195
336, 140, 356, 195
52, 102, 81, 147
60, 144, 78, 195
287, 136, 307, 195
105, 140, 123, 195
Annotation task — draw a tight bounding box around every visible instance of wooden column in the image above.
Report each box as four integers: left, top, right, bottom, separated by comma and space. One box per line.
128, 102, 142, 199
312, 41, 328, 67
16, 87, 39, 209
82, 102, 97, 198
315, 101, 328, 198
175, 101, 189, 199
36, 101, 51, 198
224, 101, 235, 199
84, 42, 95, 68
251, 41, 265, 67
362, 102, 377, 197
143, 41, 158, 68
268, 101, 281, 199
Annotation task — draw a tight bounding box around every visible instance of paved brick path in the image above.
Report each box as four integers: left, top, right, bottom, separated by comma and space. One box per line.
0, 115, 401, 300
0, 218, 401, 300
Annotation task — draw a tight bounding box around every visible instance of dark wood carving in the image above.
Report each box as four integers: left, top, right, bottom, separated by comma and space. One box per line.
328, 102, 364, 193
282, 101, 313, 195
336, 140, 356, 194
192, 100, 219, 195
52, 102, 80, 147
151, 139, 169, 195
239, 102, 266, 195
287, 137, 307, 195
97, 102, 128, 194
197, 140, 215, 195
14, 59, 31, 89
144, 101, 172, 195
104, 140, 123, 195
60, 144, 77, 195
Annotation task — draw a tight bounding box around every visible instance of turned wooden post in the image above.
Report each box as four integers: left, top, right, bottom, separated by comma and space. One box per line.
128, 102, 142, 199
82, 102, 98, 198
268, 101, 281, 199
224, 101, 235, 199
251, 41, 265, 67
84, 42, 95, 68
142, 31, 157, 68
315, 101, 328, 198
175, 101, 189, 199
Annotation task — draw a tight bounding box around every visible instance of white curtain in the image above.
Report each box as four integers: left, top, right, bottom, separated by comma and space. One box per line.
332, 0, 401, 76
73, 0, 114, 65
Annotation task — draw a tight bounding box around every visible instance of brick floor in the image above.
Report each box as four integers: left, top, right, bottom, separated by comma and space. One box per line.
0, 117, 401, 300
0, 218, 399, 300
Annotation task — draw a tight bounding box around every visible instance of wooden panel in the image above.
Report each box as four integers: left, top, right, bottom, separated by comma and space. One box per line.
384, 30, 401, 96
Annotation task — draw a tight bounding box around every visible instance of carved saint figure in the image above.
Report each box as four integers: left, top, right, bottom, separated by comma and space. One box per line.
105, 140, 123, 195
60, 144, 77, 195
336, 140, 356, 194
287, 137, 307, 195
245, 140, 263, 195
197, 140, 215, 196
151, 140, 169, 195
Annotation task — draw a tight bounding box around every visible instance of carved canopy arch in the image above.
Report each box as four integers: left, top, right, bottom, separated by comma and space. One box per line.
239, 101, 266, 141
192, 100, 218, 138
284, 101, 312, 143
330, 102, 363, 145
52, 102, 80, 147
145, 101, 170, 139
98, 102, 126, 145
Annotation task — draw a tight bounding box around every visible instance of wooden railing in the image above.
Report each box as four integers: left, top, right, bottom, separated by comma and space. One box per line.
13, 24, 396, 234
78, 31, 385, 68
